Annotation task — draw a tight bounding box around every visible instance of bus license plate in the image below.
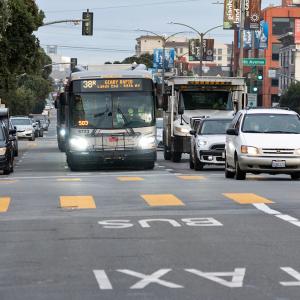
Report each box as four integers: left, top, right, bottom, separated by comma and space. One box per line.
272, 160, 286, 168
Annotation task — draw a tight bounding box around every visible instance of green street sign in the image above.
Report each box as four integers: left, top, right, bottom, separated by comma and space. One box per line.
243, 58, 266, 66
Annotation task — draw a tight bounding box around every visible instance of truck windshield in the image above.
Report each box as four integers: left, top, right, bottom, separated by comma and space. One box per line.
71, 91, 155, 129
182, 91, 232, 110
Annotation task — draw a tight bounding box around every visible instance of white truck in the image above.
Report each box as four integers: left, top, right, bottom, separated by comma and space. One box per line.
161, 76, 247, 162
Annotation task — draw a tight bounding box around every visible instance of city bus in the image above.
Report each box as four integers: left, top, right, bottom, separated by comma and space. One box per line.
63, 66, 157, 171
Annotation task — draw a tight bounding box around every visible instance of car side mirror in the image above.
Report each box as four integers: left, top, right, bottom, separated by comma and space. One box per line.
9, 129, 16, 135
226, 128, 238, 136
189, 130, 196, 136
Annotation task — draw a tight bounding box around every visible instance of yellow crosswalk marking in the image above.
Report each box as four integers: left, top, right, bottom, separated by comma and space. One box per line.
60, 196, 96, 209
0, 180, 17, 184
141, 194, 185, 207
117, 177, 144, 181
57, 178, 81, 182
0, 197, 11, 213
223, 193, 274, 204
177, 175, 205, 180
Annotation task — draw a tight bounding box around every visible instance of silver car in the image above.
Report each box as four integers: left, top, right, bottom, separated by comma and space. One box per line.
10, 117, 35, 141
225, 108, 300, 180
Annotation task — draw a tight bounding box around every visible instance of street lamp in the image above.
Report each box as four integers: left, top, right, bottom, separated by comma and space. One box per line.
168, 22, 223, 76
136, 29, 187, 94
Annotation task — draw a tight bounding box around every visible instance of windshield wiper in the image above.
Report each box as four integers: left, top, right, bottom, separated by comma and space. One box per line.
117, 106, 135, 135
266, 130, 300, 134
94, 107, 110, 118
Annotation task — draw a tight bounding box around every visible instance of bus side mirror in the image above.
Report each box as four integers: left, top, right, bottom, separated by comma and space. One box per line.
59, 93, 66, 106
162, 94, 168, 111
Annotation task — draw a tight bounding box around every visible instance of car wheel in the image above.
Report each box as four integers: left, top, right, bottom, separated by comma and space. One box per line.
234, 157, 246, 180
171, 152, 182, 163
3, 159, 12, 175
189, 154, 194, 169
194, 149, 204, 171
164, 146, 171, 160
291, 172, 300, 180
144, 161, 155, 170
225, 159, 234, 178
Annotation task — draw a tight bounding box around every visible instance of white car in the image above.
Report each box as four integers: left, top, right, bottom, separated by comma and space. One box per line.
190, 118, 232, 170
10, 117, 35, 141
225, 108, 300, 180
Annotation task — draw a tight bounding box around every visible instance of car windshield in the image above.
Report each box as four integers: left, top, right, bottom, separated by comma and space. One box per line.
71, 92, 155, 129
242, 114, 300, 134
200, 119, 232, 135
11, 118, 31, 125
181, 91, 232, 110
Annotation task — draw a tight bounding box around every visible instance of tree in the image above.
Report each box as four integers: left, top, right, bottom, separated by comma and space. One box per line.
0, 0, 11, 41
279, 82, 300, 113
122, 53, 153, 68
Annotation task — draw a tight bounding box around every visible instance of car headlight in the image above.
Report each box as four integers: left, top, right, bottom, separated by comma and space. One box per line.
69, 137, 89, 151
60, 128, 66, 137
241, 145, 260, 155
175, 126, 190, 134
139, 136, 156, 149
0, 147, 6, 156
197, 140, 207, 147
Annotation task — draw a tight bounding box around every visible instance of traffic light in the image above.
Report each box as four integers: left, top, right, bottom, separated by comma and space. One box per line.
70, 58, 77, 72
82, 10, 93, 36
257, 70, 263, 81
252, 85, 258, 93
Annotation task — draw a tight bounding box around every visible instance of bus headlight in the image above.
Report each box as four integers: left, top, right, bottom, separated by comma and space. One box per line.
69, 137, 89, 151
139, 136, 156, 149
59, 128, 66, 137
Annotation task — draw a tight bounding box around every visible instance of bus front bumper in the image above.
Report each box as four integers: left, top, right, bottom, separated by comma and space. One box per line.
67, 149, 156, 165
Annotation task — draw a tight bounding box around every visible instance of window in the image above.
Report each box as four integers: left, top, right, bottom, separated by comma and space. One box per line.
180, 48, 183, 54
272, 43, 282, 61
271, 79, 279, 87
291, 50, 295, 65
272, 18, 295, 36
218, 56, 222, 61
218, 49, 222, 55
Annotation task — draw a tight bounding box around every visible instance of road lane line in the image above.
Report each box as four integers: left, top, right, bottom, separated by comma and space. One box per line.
177, 175, 205, 180
223, 193, 273, 204
0, 197, 11, 213
117, 177, 144, 182
57, 178, 82, 182
141, 194, 185, 207
60, 196, 96, 209
252, 203, 280, 215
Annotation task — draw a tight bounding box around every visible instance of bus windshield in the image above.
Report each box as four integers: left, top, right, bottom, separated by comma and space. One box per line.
182, 91, 232, 110
71, 91, 155, 129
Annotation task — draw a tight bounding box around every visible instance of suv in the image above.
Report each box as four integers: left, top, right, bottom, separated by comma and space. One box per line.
10, 116, 35, 141
225, 108, 300, 180
0, 122, 14, 175
190, 118, 232, 170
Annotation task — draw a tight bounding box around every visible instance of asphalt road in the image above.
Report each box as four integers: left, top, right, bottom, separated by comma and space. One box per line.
0, 111, 300, 300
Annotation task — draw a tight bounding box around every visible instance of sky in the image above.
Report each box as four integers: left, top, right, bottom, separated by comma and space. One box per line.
35, 0, 281, 65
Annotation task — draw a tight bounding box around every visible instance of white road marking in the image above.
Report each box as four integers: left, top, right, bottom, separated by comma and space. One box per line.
139, 219, 181, 228
93, 270, 113, 290
117, 269, 183, 289
185, 268, 246, 288
165, 169, 174, 172
280, 267, 300, 286
253, 203, 300, 229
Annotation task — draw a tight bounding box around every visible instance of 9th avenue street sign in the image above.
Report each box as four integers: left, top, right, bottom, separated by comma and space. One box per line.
243, 58, 266, 66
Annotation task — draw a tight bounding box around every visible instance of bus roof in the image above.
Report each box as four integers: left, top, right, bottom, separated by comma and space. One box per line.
70, 69, 153, 81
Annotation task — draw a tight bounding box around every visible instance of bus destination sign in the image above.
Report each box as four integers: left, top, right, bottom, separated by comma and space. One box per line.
81, 79, 143, 92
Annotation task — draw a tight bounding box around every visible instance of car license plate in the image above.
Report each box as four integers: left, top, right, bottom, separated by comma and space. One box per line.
272, 160, 286, 168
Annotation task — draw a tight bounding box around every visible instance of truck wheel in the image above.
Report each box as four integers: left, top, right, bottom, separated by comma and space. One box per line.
164, 146, 171, 160
171, 152, 181, 162
189, 154, 194, 169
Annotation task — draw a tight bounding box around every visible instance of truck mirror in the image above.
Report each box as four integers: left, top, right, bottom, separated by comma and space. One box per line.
162, 94, 168, 111
178, 94, 185, 115
189, 130, 196, 136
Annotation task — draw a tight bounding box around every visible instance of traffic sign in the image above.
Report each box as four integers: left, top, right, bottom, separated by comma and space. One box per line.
248, 93, 257, 107
243, 58, 266, 66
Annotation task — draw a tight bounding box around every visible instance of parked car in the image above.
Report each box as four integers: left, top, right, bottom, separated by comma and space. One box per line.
0, 121, 14, 175
190, 117, 232, 170
156, 118, 163, 149
29, 116, 44, 137
10, 116, 35, 141
225, 108, 300, 180
8, 120, 18, 156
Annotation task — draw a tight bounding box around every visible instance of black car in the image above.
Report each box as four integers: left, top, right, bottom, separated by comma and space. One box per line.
0, 122, 14, 175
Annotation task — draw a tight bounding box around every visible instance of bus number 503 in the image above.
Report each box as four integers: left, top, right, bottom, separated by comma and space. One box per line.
79, 120, 89, 126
